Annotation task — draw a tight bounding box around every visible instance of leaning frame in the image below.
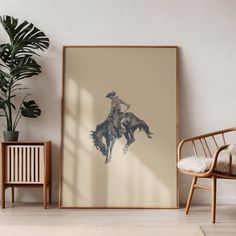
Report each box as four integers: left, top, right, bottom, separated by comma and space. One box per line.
59, 46, 179, 208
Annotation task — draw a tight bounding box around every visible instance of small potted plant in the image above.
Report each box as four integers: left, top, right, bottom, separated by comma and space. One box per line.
0, 15, 49, 141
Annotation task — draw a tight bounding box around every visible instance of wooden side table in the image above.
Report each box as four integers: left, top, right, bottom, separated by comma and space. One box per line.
0, 141, 51, 209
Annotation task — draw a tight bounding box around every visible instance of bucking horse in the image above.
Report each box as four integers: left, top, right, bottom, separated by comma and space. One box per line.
91, 112, 153, 163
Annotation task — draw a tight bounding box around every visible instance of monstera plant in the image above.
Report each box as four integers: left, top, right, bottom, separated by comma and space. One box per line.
0, 15, 49, 140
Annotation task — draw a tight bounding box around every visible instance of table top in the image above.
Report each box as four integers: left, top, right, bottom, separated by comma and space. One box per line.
0, 141, 51, 144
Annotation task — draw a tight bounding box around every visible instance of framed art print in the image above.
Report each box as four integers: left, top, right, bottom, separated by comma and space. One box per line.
60, 46, 179, 208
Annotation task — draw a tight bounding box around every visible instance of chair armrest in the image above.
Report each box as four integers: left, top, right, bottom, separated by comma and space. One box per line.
208, 144, 229, 174
177, 138, 191, 162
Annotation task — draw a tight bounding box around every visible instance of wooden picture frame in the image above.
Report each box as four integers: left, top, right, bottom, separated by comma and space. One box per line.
59, 46, 179, 208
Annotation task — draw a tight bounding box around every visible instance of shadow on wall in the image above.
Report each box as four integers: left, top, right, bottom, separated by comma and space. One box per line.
62, 80, 108, 206
61, 81, 174, 207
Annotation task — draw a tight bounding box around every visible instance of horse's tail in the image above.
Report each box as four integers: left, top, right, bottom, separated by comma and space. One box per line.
91, 130, 100, 150
139, 120, 154, 139
91, 122, 107, 156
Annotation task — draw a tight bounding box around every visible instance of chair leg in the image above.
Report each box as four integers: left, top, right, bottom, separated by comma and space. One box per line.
185, 176, 197, 214
212, 175, 217, 223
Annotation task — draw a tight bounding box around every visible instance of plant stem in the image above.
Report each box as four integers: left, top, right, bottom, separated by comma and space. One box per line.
12, 95, 27, 131
7, 44, 15, 131
13, 114, 22, 131
6, 80, 13, 131
2, 106, 9, 126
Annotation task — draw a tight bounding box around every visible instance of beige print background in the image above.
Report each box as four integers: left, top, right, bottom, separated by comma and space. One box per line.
61, 47, 177, 207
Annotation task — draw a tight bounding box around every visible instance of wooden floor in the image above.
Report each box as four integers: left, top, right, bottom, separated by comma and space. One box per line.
0, 203, 236, 235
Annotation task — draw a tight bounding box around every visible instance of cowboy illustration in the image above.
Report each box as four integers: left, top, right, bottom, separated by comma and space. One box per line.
106, 91, 130, 137
91, 90, 153, 163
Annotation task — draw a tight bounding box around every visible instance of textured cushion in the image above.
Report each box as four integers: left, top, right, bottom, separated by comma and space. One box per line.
215, 154, 236, 174
226, 144, 236, 155
177, 156, 212, 173
178, 144, 236, 174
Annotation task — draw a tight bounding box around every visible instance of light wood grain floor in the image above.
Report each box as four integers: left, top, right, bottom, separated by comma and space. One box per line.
0, 203, 236, 235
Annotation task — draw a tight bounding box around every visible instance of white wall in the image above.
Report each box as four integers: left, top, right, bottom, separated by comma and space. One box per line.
1, 0, 236, 205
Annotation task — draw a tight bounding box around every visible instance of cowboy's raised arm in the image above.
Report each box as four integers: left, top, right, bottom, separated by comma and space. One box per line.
119, 99, 130, 110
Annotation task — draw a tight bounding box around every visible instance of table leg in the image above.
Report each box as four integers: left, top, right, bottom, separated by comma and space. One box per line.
43, 183, 47, 209
2, 184, 5, 208
11, 187, 14, 206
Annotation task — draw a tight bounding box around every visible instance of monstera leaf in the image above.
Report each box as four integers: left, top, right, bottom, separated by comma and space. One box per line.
0, 72, 8, 94
0, 44, 13, 67
11, 56, 41, 80
20, 100, 41, 118
0, 15, 49, 56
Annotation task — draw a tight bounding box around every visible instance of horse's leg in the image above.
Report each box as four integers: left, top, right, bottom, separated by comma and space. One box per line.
108, 138, 116, 162
129, 128, 136, 143
105, 135, 116, 163
123, 130, 136, 154
105, 152, 110, 164
123, 132, 131, 154
105, 135, 111, 163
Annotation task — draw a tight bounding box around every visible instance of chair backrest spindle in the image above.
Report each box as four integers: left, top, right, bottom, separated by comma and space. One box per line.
200, 139, 208, 156
192, 141, 198, 156
203, 138, 212, 157
212, 135, 219, 148
222, 133, 226, 145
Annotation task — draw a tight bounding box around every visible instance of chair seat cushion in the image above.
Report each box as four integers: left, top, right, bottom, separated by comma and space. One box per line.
178, 154, 236, 174
177, 156, 212, 173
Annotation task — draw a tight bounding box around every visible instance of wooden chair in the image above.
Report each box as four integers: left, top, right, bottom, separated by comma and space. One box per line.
177, 127, 236, 223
